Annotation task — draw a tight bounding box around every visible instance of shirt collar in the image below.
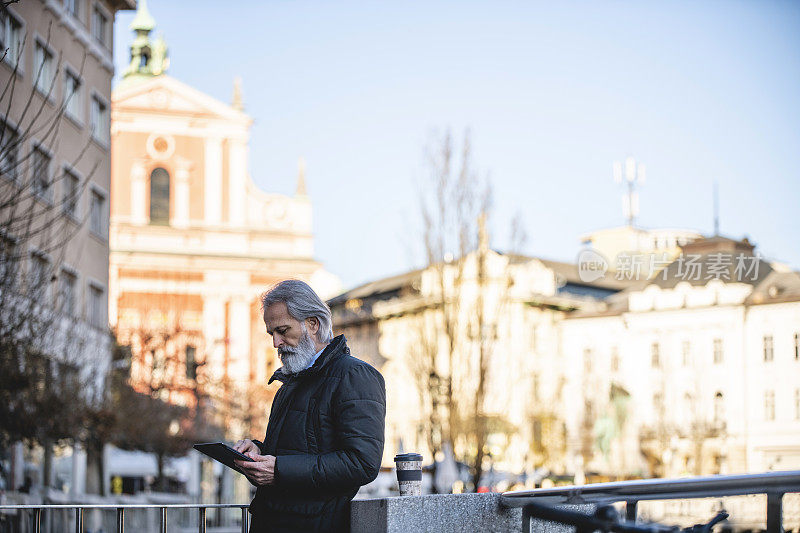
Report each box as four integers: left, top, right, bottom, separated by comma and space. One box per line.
303, 346, 326, 371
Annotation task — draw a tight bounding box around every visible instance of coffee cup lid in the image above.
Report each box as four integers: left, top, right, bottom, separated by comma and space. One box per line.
394, 453, 423, 462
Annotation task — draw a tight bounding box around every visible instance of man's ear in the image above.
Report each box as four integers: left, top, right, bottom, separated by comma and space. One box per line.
306, 316, 320, 337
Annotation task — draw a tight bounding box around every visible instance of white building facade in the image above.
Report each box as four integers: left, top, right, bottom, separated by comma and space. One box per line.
561, 237, 800, 479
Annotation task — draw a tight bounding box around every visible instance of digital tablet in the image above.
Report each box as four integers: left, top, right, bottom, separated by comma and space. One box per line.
193, 442, 255, 472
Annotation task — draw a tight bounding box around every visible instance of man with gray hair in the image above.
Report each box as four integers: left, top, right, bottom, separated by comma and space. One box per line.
234, 279, 386, 532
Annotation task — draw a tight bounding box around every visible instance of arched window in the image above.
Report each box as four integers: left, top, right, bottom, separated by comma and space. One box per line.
149, 167, 170, 225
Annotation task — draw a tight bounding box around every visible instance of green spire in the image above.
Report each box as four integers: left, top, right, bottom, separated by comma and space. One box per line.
122, 0, 168, 81
129, 0, 155, 32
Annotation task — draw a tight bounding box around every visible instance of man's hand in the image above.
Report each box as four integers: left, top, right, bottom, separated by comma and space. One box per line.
234, 452, 276, 487
233, 439, 260, 455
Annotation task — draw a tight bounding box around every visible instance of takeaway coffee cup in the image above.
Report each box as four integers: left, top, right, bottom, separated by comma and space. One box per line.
394, 453, 423, 496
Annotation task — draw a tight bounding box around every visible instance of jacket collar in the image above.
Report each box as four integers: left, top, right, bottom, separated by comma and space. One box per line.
268, 334, 348, 384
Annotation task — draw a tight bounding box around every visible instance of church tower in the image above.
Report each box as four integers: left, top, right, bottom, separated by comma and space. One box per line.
122, 0, 168, 81
109, 4, 340, 442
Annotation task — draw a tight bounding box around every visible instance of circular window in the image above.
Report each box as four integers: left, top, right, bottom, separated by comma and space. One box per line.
146, 133, 175, 160
153, 137, 169, 153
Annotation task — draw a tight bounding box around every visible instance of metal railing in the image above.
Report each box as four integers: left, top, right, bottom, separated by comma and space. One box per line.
500, 470, 800, 532
0, 503, 250, 533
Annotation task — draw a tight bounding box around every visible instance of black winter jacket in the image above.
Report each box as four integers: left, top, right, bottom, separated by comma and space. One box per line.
249, 335, 386, 533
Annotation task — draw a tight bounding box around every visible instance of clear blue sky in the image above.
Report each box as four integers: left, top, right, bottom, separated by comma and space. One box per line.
114, 1, 800, 289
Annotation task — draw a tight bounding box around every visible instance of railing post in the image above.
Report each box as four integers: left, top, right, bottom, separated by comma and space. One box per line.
241, 506, 250, 533
33, 508, 42, 533
766, 492, 783, 533
160, 507, 167, 533
626, 500, 637, 523
116, 508, 125, 533
75, 508, 84, 533
522, 504, 532, 533
198, 507, 206, 533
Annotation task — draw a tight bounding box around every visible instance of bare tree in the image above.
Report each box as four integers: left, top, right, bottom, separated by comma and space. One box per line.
412, 130, 523, 491
412, 129, 485, 490
0, 16, 108, 489
113, 291, 258, 429
112, 312, 225, 490
109, 339, 223, 492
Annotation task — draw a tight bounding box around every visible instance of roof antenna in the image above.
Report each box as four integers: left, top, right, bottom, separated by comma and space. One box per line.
613, 156, 645, 227
713, 181, 720, 236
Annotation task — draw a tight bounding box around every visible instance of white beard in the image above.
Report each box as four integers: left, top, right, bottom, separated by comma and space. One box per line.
278, 326, 318, 374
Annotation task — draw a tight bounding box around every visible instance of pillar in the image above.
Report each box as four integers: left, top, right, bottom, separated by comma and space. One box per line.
173, 161, 190, 228
204, 136, 223, 225
10, 441, 23, 490
228, 138, 247, 227
227, 296, 251, 385
70, 442, 86, 496
130, 161, 147, 224
188, 449, 201, 498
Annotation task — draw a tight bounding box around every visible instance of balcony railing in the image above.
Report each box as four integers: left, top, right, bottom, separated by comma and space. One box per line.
500, 470, 800, 532
0, 503, 249, 533
3, 471, 799, 532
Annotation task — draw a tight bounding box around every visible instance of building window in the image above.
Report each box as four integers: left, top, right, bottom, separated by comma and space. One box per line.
765, 390, 775, 421
682, 341, 691, 366
0, 11, 23, 68
714, 392, 724, 424
65, 0, 81, 19
653, 392, 663, 413
149, 167, 170, 225
185, 345, 197, 380
583, 348, 592, 374
34, 41, 55, 95
713, 338, 723, 364
29, 252, 49, 298
610, 346, 620, 372
92, 6, 109, 47
90, 188, 105, 237
63, 168, 80, 218
90, 95, 109, 145
89, 283, 104, 328
651, 342, 660, 368
59, 269, 77, 315
32, 145, 52, 200
794, 333, 799, 361
0, 120, 20, 182
0, 235, 18, 286
763, 335, 774, 362
64, 70, 83, 122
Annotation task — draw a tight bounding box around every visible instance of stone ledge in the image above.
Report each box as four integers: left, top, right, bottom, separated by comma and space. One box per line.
351, 492, 522, 533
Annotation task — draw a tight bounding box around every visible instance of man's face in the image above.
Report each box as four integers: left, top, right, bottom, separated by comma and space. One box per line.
264, 301, 318, 374
264, 301, 303, 350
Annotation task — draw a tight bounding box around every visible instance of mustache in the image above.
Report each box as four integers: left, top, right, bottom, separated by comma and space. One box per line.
278, 346, 297, 356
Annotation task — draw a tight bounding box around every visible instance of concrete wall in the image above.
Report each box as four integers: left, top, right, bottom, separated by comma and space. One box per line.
351, 493, 522, 533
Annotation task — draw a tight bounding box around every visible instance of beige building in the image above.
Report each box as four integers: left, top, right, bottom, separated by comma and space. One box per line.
329, 244, 629, 485
0, 0, 134, 493
581, 225, 702, 276
109, 3, 338, 446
